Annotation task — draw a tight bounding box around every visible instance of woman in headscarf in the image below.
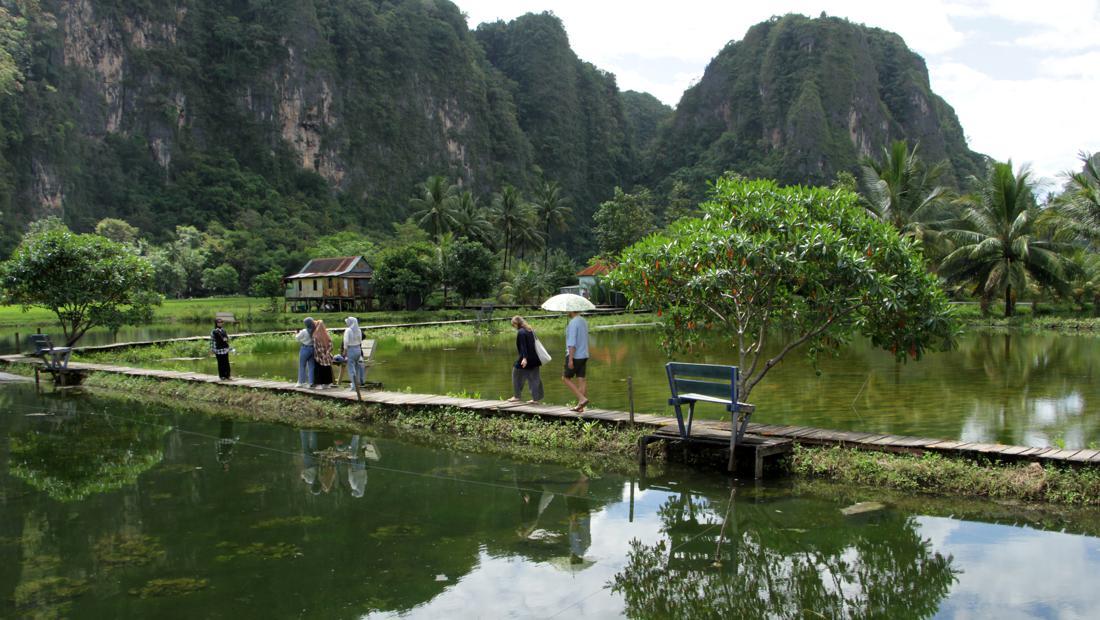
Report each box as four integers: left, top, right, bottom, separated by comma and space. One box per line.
342, 316, 364, 389
295, 317, 316, 387
209, 317, 232, 380
507, 315, 543, 404
312, 319, 335, 388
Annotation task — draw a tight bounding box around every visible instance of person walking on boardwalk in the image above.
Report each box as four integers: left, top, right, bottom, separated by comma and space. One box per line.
561, 310, 589, 411
295, 317, 316, 387
342, 316, 365, 390
312, 319, 335, 389
507, 316, 543, 404
210, 317, 232, 380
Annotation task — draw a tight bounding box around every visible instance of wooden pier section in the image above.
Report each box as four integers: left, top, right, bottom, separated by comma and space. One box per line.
3, 355, 1099, 471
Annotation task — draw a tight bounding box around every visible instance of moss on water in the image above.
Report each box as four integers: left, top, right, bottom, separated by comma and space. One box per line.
14, 576, 88, 611
93, 533, 167, 567
214, 541, 303, 562
252, 516, 324, 530
128, 577, 209, 598
789, 445, 1100, 507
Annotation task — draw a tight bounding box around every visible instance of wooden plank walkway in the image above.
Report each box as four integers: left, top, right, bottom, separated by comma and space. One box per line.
2, 354, 1098, 466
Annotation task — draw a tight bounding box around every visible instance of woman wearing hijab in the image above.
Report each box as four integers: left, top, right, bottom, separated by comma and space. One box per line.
295, 317, 316, 387
507, 316, 543, 404
312, 319, 335, 388
209, 317, 232, 380
342, 316, 365, 389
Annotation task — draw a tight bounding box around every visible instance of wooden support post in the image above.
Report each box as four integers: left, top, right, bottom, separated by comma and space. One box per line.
627, 376, 635, 426
14, 332, 19, 354
34, 367, 40, 388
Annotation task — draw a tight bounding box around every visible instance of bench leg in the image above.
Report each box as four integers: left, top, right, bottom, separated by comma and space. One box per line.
727, 410, 737, 472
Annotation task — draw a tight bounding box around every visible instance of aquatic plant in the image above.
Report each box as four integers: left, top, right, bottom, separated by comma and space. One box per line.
370, 524, 423, 540
93, 533, 166, 567
251, 516, 324, 529
128, 577, 209, 598
13, 576, 88, 612
214, 541, 303, 562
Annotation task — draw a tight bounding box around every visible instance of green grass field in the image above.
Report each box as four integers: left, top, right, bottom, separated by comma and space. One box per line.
0, 296, 481, 329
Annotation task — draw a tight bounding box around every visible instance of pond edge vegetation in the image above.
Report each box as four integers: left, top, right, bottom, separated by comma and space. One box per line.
15, 366, 1096, 508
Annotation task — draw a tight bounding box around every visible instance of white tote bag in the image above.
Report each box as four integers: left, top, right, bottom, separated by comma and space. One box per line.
533, 336, 552, 364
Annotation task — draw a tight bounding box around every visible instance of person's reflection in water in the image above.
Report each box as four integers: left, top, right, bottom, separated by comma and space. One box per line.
347, 435, 368, 498
215, 419, 237, 472
565, 474, 591, 564
300, 430, 320, 494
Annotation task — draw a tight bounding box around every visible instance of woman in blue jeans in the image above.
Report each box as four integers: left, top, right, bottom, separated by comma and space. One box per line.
295, 317, 316, 387
342, 316, 365, 389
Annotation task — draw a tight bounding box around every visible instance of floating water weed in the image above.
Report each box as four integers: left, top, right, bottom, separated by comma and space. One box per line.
14, 576, 88, 610
94, 533, 166, 567
370, 524, 423, 540
252, 516, 324, 529
128, 577, 209, 598
214, 541, 303, 562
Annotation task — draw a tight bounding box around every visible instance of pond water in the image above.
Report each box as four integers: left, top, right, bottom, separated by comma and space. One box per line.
121, 326, 1100, 449
1, 382, 1099, 618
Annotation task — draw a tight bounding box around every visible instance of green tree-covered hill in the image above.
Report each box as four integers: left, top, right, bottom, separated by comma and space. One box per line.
646, 14, 986, 201
0, 5, 985, 267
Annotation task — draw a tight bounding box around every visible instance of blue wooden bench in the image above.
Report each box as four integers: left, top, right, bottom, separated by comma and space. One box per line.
29, 334, 72, 372
666, 362, 755, 466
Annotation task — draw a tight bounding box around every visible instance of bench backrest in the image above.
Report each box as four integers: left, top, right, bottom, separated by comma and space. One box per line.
666, 362, 738, 403
29, 334, 53, 355
362, 339, 376, 363
215, 312, 236, 323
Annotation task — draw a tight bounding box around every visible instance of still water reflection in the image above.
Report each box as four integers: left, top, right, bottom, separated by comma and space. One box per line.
138, 326, 1100, 447
2, 383, 1099, 618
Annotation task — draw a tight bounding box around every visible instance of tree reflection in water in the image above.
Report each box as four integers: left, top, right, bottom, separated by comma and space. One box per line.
610, 490, 958, 619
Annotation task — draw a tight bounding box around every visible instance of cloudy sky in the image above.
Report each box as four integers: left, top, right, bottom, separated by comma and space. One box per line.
454, 0, 1100, 188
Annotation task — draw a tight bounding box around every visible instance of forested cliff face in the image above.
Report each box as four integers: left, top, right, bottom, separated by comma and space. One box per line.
647, 14, 985, 198
475, 12, 635, 240
0, 0, 549, 259
0, 4, 983, 265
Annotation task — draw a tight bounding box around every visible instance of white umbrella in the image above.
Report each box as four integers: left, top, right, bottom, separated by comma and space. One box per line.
541, 293, 595, 312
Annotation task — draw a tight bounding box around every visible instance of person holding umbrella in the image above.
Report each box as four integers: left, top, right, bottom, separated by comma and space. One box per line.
541, 293, 594, 412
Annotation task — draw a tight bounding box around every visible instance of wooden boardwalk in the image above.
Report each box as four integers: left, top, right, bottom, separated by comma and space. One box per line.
2, 355, 1098, 467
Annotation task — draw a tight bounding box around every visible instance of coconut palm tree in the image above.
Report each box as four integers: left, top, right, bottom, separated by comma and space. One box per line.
409, 175, 459, 241
940, 161, 1072, 316
1054, 152, 1100, 243
531, 180, 572, 268
860, 140, 954, 256
490, 185, 534, 277
453, 190, 494, 247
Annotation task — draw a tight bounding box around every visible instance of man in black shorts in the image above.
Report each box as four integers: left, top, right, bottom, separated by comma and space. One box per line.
561, 310, 589, 411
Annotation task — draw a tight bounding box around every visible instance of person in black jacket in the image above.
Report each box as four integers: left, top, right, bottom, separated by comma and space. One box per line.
507, 316, 543, 404
209, 317, 232, 380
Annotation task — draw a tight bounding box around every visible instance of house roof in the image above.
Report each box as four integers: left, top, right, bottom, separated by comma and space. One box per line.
576, 263, 611, 277
287, 256, 372, 279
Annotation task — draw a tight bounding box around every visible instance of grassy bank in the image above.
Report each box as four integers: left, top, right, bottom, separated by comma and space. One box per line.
81, 373, 652, 474
0, 296, 493, 329
789, 444, 1100, 507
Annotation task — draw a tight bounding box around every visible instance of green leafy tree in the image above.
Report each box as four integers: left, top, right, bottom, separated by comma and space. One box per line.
594, 187, 657, 260
940, 162, 1072, 317
145, 246, 187, 298
443, 239, 495, 305
249, 267, 285, 311
94, 218, 140, 244
373, 243, 440, 310
859, 140, 954, 252
409, 175, 459, 241
608, 177, 957, 402
531, 180, 572, 267
0, 228, 160, 346
201, 263, 239, 295
306, 231, 374, 260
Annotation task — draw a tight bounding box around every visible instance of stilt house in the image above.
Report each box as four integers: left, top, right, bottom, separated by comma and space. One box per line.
284, 256, 373, 312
